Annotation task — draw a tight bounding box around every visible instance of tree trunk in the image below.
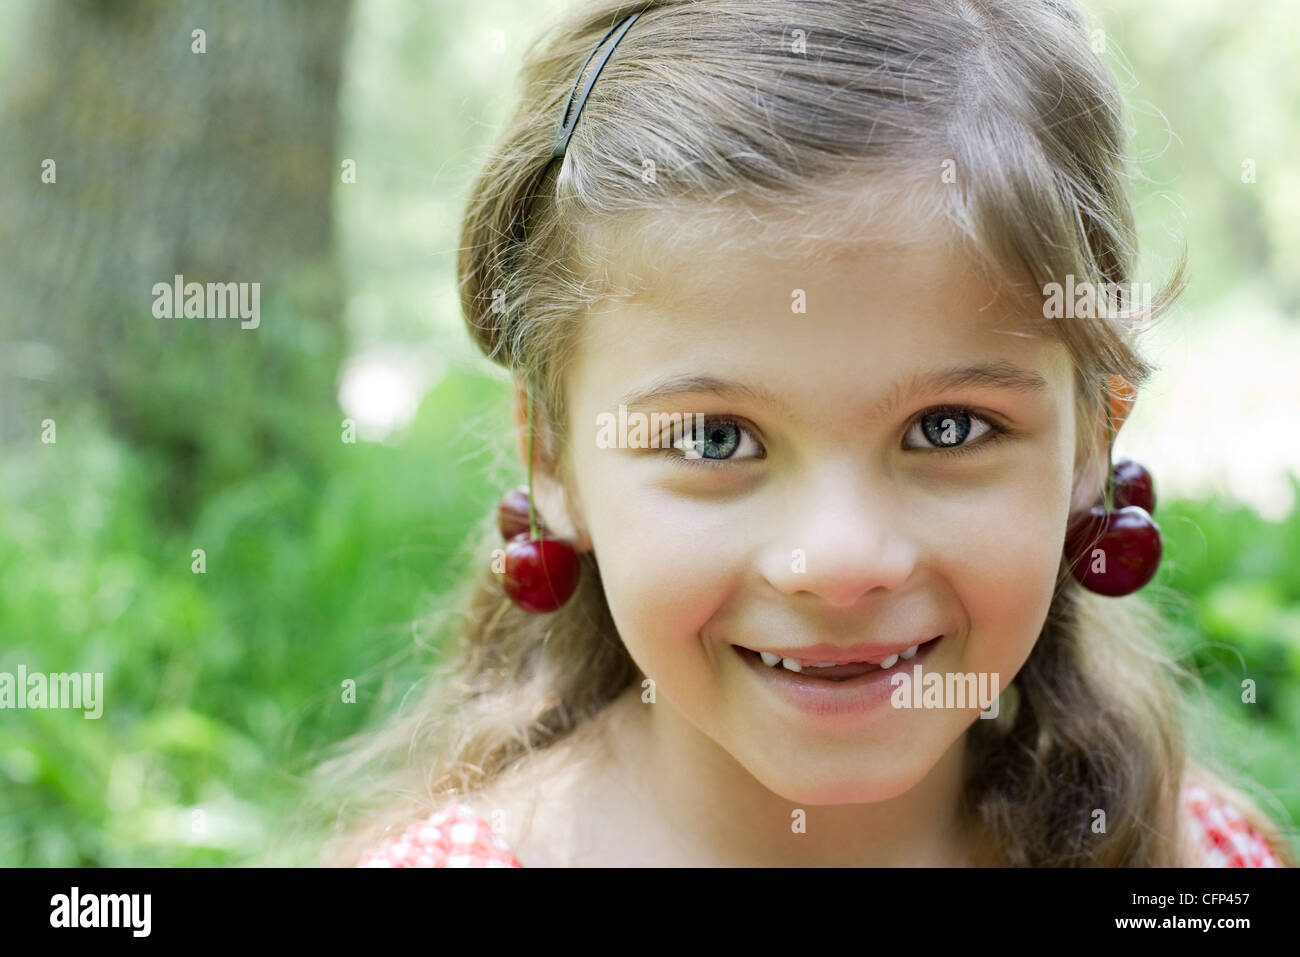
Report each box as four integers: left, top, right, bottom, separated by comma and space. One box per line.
0, 0, 352, 516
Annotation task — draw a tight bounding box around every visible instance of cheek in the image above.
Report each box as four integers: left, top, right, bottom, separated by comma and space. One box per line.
582, 481, 741, 677
940, 489, 1065, 592
921, 457, 1070, 667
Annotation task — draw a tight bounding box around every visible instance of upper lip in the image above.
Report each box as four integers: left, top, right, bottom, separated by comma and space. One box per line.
735, 636, 941, 665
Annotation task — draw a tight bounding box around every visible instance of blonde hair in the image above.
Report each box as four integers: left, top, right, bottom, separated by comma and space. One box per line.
300, 0, 1295, 867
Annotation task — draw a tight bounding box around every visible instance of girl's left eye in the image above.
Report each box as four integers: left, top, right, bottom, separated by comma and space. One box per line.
902, 407, 1006, 456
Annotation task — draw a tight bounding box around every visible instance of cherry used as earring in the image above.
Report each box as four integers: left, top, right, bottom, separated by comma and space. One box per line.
498, 383, 581, 612
498, 484, 534, 539
1066, 457, 1162, 596
494, 485, 580, 613
501, 531, 580, 613
1110, 457, 1156, 513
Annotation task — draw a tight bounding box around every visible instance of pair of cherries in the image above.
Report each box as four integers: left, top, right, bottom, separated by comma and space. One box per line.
1064, 458, 1162, 596
496, 485, 580, 613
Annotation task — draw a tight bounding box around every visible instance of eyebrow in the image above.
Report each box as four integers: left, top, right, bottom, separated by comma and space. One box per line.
619, 361, 1051, 426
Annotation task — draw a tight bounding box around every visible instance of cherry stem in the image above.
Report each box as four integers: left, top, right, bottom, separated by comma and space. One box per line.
1103, 380, 1116, 512
526, 380, 538, 542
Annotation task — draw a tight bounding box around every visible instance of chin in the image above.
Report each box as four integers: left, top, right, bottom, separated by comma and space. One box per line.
745, 753, 941, 807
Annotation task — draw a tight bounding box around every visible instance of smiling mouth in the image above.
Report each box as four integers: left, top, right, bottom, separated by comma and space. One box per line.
731, 636, 944, 681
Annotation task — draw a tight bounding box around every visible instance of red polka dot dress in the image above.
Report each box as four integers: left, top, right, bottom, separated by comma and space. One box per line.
1181, 782, 1282, 868
356, 802, 522, 868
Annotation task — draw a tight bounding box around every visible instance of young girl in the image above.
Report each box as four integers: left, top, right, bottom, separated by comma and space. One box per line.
318, 0, 1294, 867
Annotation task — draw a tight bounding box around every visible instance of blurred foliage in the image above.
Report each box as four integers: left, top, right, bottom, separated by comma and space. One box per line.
1154, 490, 1300, 843
1109, 0, 1300, 312
0, 0, 1296, 865
0, 369, 512, 865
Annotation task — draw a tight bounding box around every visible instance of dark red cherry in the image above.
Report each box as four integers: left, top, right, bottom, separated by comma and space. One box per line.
497, 485, 533, 540
501, 532, 579, 613
1066, 505, 1162, 596
1065, 504, 1109, 562
1111, 458, 1156, 513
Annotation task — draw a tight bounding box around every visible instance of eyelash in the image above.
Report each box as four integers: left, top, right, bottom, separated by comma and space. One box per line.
662, 406, 1011, 469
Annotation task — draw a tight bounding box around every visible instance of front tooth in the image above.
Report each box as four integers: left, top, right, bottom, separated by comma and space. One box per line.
900, 644, 919, 660
759, 651, 782, 667
781, 658, 803, 673
879, 653, 900, 669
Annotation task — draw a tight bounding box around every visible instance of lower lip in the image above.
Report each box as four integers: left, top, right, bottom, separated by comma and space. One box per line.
734, 637, 944, 719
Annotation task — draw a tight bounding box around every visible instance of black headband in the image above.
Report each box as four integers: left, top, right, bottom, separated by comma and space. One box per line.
552, 11, 643, 160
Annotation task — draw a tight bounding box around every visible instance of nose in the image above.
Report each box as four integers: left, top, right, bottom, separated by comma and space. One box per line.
759, 466, 918, 608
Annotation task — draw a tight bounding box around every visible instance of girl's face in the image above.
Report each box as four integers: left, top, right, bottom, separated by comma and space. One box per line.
552, 220, 1080, 805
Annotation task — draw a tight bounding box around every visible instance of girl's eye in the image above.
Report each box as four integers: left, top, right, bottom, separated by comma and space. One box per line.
661, 416, 764, 466
902, 407, 1005, 456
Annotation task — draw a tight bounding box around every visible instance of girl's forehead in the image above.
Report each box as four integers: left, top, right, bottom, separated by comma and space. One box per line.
589, 215, 1039, 332
566, 221, 1068, 419
572, 227, 1071, 408
583, 191, 1021, 316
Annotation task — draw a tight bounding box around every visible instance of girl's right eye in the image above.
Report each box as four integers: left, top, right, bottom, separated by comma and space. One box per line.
661, 416, 765, 467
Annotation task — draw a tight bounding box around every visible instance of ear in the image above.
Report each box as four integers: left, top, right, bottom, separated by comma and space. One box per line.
1106, 373, 1138, 434
509, 376, 592, 551
1070, 374, 1139, 514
